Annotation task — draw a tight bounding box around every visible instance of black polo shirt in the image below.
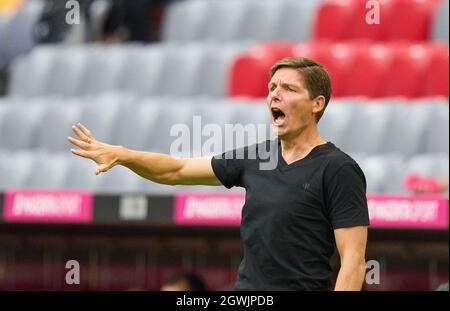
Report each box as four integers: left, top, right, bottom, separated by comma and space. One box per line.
211, 139, 370, 291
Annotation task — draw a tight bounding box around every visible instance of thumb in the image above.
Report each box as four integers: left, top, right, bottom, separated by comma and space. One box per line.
95, 163, 113, 175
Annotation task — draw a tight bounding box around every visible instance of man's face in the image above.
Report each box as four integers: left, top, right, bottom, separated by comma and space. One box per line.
267, 67, 317, 140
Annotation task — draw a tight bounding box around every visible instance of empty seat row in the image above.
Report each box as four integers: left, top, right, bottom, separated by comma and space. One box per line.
0, 95, 448, 156
314, 0, 448, 42
8, 42, 250, 97
161, 0, 321, 43
0, 148, 446, 195
161, 0, 448, 44
228, 41, 449, 98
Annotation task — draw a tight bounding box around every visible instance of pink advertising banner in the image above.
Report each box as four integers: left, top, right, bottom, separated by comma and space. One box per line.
3, 190, 94, 223
367, 195, 449, 229
174, 192, 449, 229
174, 192, 245, 226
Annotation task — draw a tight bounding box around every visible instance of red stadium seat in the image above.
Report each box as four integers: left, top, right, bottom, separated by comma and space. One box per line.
381, 43, 431, 98
350, 0, 396, 40
294, 41, 363, 97
386, 0, 439, 41
227, 41, 294, 98
422, 43, 449, 97
338, 42, 392, 98
313, 0, 358, 41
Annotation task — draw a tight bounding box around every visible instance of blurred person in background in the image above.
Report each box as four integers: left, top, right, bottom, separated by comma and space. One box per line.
68, 57, 369, 291
34, 0, 164, 43
101, 0, 155, 43
404, 175, 449, 195
161, 271, 207, 291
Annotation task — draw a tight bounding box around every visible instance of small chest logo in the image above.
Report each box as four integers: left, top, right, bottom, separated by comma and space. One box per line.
302, 183, 310, 190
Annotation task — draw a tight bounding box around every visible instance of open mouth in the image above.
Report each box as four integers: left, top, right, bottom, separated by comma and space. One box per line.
271, 107, 286, 124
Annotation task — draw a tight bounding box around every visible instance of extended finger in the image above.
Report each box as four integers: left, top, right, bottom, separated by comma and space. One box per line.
70, 148, 93, 159
77, 122, 94, 140
68, 136, 91, 150
71, 125, 90, 142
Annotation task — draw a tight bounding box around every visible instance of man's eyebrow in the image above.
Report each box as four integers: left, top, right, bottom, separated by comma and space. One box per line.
268, 81, 300, 89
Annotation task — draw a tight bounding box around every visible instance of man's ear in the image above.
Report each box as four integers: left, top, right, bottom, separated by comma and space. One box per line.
312, 96, 326, 114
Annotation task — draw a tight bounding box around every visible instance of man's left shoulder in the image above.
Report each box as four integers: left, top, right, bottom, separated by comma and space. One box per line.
324, 144, 360, 168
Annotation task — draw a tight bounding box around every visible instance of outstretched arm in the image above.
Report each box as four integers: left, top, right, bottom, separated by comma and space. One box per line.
68, 123, 221, 186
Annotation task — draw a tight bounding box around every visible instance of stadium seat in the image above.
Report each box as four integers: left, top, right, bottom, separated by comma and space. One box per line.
359, 155, 391, 194
196, 43, 249, 97
274, 0, 318, 42
350, 0, 395, 40
318, 99, 359, 148
157, 44, 206, 97
378, 154, 409, 194
227, 41, 294, 98
116, 45, 168, 97
431, 0, 449, 41
339, 102, 394, 154
340, 43, 393, 98
32, 102, 82, 151
0, 99, 46, 150
232, 101, 273, 148
239, 0, 282, 41
381, 43, 431, 98
64, 152, 99, 190
160, 0, 209, 42
381, 101, 435, 156
293, 41, 348, 97
23, 152, 70, 189
422, 43, 449, 97
78, 93, 127, 143
199, 0, 249, 41
386, 0, 439, 41
109, 99, 161, 150
406, 153, 449, 177
0, 150, 34, 190
420, 100, 449, 154
144, 99, 199, 154
313, 0, 358, 41
76, 46, 128, 96
0, 13, 13, 69
41, 46, 88, 96
8, 46, 56, 96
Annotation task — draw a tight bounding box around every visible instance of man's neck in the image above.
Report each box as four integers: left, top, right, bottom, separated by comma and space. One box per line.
279, 126, 327, 164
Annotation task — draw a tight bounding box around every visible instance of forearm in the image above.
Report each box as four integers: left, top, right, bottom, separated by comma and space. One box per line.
119, 147, 185, 185
334, 260, 366, 291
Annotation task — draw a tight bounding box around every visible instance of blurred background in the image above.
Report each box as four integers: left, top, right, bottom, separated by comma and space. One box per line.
0, 0, 448, 291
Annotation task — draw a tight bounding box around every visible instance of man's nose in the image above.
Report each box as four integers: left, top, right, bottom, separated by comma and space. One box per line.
269, 87, 281, 102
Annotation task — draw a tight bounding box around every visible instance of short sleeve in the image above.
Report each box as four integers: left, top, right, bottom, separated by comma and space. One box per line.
325, 163, 370, 229
211, 149, 244, 189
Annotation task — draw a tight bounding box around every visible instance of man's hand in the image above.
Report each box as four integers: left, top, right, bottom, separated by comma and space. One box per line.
67, 123, 221, 186
68, 123, 124, 175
